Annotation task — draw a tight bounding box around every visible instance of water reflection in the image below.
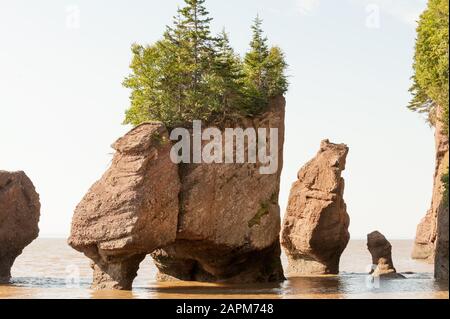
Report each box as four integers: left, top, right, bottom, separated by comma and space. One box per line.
1, 239, 448, 299
143, 281, 285, 299
1, 274, 448, 299
282, 276, 348, 298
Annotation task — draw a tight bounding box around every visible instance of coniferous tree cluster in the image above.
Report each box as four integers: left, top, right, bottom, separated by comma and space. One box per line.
123, 0, 288, 128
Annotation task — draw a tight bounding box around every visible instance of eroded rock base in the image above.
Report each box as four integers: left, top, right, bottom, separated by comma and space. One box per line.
152, 240, 285, 283
285, 256, 340, 276
0, 255, 14, 284
91, 254, 146, 290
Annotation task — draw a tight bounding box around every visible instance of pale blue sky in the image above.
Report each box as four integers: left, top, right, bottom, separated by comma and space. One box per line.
0, 0, 433, 239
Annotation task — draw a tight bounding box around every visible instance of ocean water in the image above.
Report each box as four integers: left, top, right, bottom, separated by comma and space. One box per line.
0, 239, 448, 299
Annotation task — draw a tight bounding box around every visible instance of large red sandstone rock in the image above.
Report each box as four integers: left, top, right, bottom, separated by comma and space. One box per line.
152, 97, 285, 283
69, 97, 286, 289
281, 140, 350, 275
412, 105, 449, 262
68, 123, 181, 289
0, 171, 40, 283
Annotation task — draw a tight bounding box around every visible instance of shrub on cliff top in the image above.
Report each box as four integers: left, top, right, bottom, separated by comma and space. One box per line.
409, 0, 449, 132
123, 0, 288, 128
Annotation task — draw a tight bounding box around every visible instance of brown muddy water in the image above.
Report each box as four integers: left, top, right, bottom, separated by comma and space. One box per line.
0, 239, 448, 299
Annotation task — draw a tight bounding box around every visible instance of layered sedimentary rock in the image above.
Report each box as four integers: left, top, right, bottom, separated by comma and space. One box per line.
0, 171, 40, 283
435, 205, 449, 282
153, 97, 285, 283
69, 97, 286, 289
281, 140, 350, 275
68, 123, 181, 289
412, 105, 449, 262
367, 231, 403, 278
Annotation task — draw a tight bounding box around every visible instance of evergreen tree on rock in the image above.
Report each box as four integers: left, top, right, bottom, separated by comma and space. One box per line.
123, 0, 288, 128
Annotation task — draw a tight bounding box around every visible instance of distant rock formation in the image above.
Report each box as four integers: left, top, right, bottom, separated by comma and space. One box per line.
367, 231, 403, 278
412, 104, 449, 262
281, 140, 350, 275
0, 171, 40, 283
69, 97, 286, 290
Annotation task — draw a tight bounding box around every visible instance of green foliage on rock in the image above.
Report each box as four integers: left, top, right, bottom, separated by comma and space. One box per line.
123, 0, 288, 128
409, 0, 449, 131
248, 202, 270, 228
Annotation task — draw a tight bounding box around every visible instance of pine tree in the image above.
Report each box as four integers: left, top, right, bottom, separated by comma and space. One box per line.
212, 30, 245, 119
243, 16, 270, 114
243, 16, 288, 115
123, 43, 166, 126
169, 0, 218, 122
266, 46, 288, 98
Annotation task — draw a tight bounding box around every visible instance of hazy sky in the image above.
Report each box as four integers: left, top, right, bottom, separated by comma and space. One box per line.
0, 0, 433, 239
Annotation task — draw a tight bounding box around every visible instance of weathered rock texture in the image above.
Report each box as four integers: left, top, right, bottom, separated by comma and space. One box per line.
412, 105, 449, 262
435, 205, 449, 282
69, 97, 286, 289
367, 231, 403, 278
0, 171, 40, 283
68, 123, 181, 289
281, 140, 350, 275
153, 97, 285, 284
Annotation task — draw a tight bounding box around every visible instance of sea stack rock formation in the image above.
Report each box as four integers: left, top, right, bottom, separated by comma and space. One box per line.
367, 231, 403, 278
412, 105, 449, 262
0, 171, 40, 283
281, 140, 350, 275
69, 97, 286, 289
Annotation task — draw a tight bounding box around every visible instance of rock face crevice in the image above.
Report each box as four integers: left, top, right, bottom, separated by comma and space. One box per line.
412, 105, 449, 262
0, 171, 40, 283
281, 140, 350, 275
69, 97, 286, 289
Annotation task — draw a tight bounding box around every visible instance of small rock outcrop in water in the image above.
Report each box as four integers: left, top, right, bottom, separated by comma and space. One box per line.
0, 171, 40, 283
412, 104, 449, 262
281, 140, 350, 275
367, 231, 403, 278
69, 97, 286, 289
